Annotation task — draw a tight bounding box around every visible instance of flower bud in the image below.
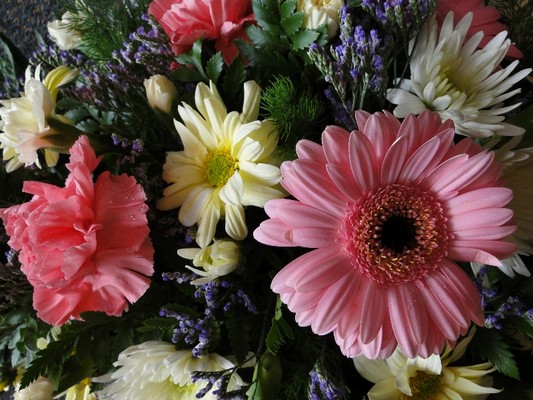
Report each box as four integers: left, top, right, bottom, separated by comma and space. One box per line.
143, 75, 178, 114
47, 12, 82, 50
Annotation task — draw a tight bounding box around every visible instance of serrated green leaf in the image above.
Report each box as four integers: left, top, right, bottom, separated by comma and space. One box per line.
281, 13, 304, 36
138, 317, 179, 333
507, 315, 533, 338
471, 328, 520, 379
206, 52, 224, 84
222, 57, 246, 98
252, 0, 280, 29
227, 310, 251, 363
266, 297, 294, 355
0, 39, 16, 79
171, 67, 204, 83
247, 25, 278, 48
280, 0, 297, 18
290, 29, 320, 50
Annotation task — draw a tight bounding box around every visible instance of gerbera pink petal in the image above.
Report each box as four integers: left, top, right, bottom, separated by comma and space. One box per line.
445, 187, 513, 216
312, 277, 358, 335
348, 131, 379, 193
255, 110, 515, 359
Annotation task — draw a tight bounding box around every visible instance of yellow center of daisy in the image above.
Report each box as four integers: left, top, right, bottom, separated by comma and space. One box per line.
205, 149, 237, 188
342, 184, 451, 286
401, 371, 442, 400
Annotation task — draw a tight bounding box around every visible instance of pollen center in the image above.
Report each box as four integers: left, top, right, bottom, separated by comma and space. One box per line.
342, 184, 450, 286
204, 149, 236, 188
401, 371, 442, 400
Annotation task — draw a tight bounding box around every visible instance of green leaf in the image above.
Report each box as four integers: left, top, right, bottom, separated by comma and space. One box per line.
247, 25, 277, 48
252, 0, 280, 29
138, 317, 179, 333
171, 67, 205, 83
222, 57, 246, 98
281, 13, 304, 37
0, 39, 16, 79
470, 328, 520, 379
506, 315, 533, 338
206, 52, 224, 84
280, 0, 297, 18
227, 310, 252, 363
247, 351, 282, 400
290, 29, 320, 50
265, 297, 294, 355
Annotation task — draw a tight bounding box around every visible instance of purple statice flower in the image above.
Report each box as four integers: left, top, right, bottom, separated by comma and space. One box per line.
308, 362, 349, 400
362, 0, 435, 36
309, 7, 393, 125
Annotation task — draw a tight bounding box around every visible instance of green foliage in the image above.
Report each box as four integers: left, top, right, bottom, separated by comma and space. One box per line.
174, 39, 225, 84
470, 327, 520, 379
261, 75, 327, 145
0, 39, 16, 81
265, 297, 294, 355
247, 351, 282, 400
237, 0, 328, 81
58, 0, 151, 60
227, 309, 253, 363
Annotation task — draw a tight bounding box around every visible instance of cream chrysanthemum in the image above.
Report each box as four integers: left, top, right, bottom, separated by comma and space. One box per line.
158, 81, 284, 248
353, 333, 501, 400
296, 0, 344, 38
178, 238, 240, 285
95, 341, 243, 400
387, 12, 532, 138
0, 65, 78, 172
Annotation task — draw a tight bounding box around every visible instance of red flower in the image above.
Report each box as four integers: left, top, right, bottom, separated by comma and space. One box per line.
0, 136, 154, 325
149, 0, 254, 64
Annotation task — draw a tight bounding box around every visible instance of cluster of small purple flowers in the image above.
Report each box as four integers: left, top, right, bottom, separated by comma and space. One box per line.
308, 6, 393, 125
308, 362, 348, 400
159, 276, 257, 357
475, 266, 532, 330
361, 0, 435, 35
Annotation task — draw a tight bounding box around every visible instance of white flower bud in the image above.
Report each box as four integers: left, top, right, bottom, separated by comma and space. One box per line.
47, 12, 82, 50
143, 75, 179, 114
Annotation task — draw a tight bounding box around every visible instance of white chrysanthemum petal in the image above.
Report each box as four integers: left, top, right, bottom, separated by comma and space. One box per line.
387, 12, 531, 138
95, 342, 243, 400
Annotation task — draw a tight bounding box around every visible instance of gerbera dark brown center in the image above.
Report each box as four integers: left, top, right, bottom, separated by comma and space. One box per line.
342, 184, 450, 286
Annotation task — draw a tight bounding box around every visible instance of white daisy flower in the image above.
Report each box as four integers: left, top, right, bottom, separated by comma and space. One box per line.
158, 80, 285, 248
95, 341, 243, 400
387, 12, 532, 138
353, 333, 501, 400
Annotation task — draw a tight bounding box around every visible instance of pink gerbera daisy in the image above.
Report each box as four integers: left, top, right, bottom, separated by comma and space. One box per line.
254, 111, 516, 359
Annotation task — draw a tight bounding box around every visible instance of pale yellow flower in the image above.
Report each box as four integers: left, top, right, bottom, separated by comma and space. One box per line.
14, 377, 54, 400
158, 81, 284, 248
297, 0, 343, 38
95, 341, 243, 400
144, 74, 179, 114
387, 12, 531, 138
47, 11, 82, 50
0, 65, 78, 172
178, 238, 240, 285
353, 333, 501, 400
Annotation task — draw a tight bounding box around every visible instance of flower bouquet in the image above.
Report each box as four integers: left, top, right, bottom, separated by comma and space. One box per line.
0, 0, 532, 399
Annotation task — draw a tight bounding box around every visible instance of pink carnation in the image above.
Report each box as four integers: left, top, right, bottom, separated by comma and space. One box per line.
254, 111, 516, 359
436, 0, 523, 59
0, 136, 154, 326
148, 0, 254, 64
